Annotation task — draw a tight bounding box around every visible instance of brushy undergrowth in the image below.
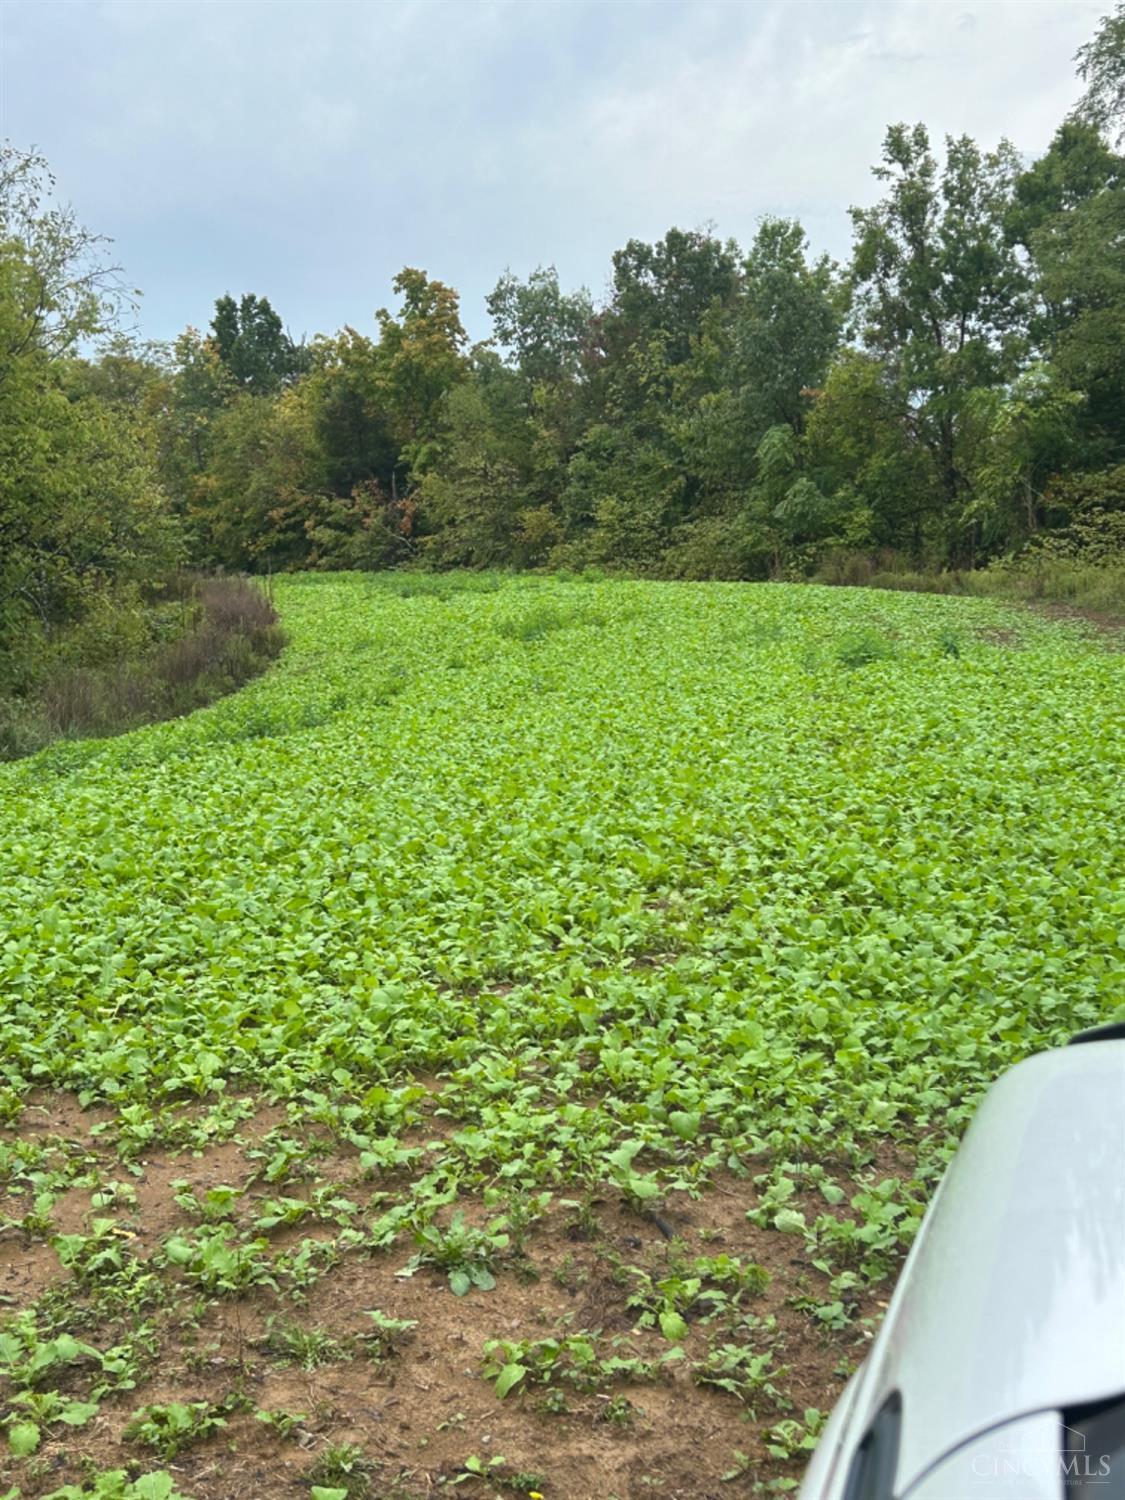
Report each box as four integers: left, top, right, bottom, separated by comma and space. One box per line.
814, 551, 1125, 618
0, 577, 286, 761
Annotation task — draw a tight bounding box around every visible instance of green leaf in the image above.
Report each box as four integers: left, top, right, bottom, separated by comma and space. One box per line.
659, 1309, 688, 1342
310, 1490, 349, 1500
448, 1268, 471, 1296
8, 1420, 39, 1456
669, 1110, 702, 1141
494, 1362, 527, 1398
133, 1477, 176, 1500
59, 1401, 99, 1427
773, 1208, 807, 1235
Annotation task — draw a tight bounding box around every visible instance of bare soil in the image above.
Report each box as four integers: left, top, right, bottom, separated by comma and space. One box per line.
0, 1094, 908, 1500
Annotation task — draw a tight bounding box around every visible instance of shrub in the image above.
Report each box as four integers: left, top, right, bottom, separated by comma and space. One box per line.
197, 576, 279, 642
0, 576, 286, 761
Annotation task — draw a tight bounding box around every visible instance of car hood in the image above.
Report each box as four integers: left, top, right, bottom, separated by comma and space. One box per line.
845, 1039, 1125, 1495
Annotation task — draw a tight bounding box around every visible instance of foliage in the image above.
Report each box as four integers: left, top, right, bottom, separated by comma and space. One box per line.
1, 575, 285, 762
0, 573, 1120, 1487
1073, 2, 1125, 145
122, 1399, 230, 1459
210, 291, 307, 395
8, 13, 1125, 625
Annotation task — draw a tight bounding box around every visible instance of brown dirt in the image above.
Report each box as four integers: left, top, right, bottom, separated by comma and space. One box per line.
1028, 601, 1125, 645
975, 625, 1021, 648
0, 1094, 908, 1500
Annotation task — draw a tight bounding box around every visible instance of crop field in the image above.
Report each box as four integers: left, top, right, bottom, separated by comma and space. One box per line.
1, 574, 1122, 1500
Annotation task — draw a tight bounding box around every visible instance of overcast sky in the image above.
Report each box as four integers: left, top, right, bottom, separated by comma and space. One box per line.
0, 0, 1107, 347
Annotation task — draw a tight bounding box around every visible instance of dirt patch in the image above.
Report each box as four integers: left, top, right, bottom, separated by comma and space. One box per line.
1029, 601, 1125, 646
975, 625, 1021, 648
0, 1095, 910, 1499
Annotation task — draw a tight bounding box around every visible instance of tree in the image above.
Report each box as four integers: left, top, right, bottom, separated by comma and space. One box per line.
0, 147, 179, 687
961, 368, 1083, 546
191, 390, 322, 570
486, 266, 593, 387
302, 329, 398, 499
0, 143, 134, 370
1005, 121, 1122, 253
1031, 180, 1125, 453
1073, 2, 1125, 145
804, 349, 938, 553
606, 229, 740, 369
850, 124, 1029, 520
679, 218, 842, 524
736, 219, 843, 435
375, 268, 468, 481
210, 292, 307, 395
419, 378, 526, 567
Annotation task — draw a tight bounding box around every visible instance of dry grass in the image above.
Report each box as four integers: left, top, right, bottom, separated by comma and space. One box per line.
0, 576, 286, 761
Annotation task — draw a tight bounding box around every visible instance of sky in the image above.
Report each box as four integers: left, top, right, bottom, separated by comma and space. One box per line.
0, 0, 1108, 348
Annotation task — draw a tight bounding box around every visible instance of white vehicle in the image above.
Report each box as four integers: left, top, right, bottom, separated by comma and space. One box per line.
799, 1023, 1125, 1500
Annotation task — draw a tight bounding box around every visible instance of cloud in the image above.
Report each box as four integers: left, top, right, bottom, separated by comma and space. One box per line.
0, 0, 1107, 344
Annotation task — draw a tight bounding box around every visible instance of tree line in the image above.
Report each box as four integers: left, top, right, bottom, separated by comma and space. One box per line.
1, 5, 1123, 696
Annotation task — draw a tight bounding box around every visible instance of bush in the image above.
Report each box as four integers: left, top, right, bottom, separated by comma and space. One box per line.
659, 516, 773, 581
0, 697, 50, 760
0, 576, 286, 761
197, 576, 280, 642
813, 546, 1125, 618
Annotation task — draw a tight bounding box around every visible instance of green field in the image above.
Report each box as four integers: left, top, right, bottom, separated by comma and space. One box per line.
1, 575, 1123, 1500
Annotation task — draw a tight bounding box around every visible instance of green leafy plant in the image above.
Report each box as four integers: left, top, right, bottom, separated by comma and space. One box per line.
397, 1211, 509, 1296
763, 1408, 828, 1461
161, 1225, 276, 1296
254, 1406, 307, 1439
122, 1399, 229, 1460
694, 1345, 785, 1412
308, 1442, 373, 1499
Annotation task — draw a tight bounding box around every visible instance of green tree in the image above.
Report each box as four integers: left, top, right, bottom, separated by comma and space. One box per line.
375, 267, 469, 482
1073, 2, 1125, 145
0, 143, 133, 369
1006, 121, 1122, 253
486, 266, 593, 387
735, 219, 842, 435
420, 377, 526, 567
191, 389, 322, 570
850, 124, 1029, 529
210, 292, 308, 395
804, 349, 937, 554
1031, 178, 1125, 454
680, 218, 842, 534
0, 146, 179, 687
303, 328, 398, 498
605, 228, 740, 370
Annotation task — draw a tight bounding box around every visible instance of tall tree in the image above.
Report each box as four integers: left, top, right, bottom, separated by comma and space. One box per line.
0, 144, 133, 370
1031, 178, 1125, 454
210, 292, 307, 395
486, 266, 593, 387
850, 124, 1028, 520
604, 227, 740, 371
735, 219, 842, 435
1073, 2, 1125, 145
375, 268, 468, 482
0, 146, 178, 685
